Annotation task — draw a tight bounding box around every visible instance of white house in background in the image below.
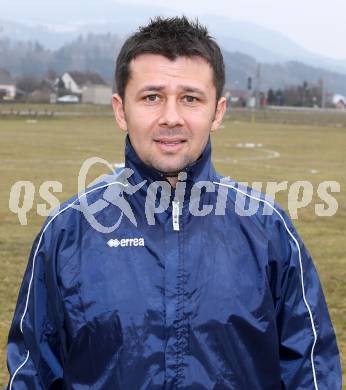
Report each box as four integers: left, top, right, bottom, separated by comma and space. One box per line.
82, 84, 113, 105
0, 69, 16, 100
332, 94, 346, 109
56, 71, 112, 104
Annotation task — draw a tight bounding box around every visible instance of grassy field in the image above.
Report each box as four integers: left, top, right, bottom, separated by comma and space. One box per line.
0, 106, 345, 386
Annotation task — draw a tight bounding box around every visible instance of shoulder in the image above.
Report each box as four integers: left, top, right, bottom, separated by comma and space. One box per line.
213, 174, 307, 273
213, 174, 298, 245
38, 168, 128, 246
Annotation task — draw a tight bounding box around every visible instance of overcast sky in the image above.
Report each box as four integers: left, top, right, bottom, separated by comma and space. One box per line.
1, 0, 345, 60
125, 0, 346, 60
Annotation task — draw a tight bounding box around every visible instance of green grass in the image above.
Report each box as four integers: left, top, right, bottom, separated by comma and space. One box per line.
0, 109, 345, 386
0, 102, 113, 114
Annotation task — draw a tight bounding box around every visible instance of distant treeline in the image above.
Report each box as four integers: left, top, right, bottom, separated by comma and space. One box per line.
0, 33, 122, 85
2, 33, 346, 95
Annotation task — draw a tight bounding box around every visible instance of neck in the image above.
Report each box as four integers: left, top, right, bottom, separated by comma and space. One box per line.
166, 176, 178, 188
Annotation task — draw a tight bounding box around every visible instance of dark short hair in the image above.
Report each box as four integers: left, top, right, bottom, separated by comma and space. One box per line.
115, 16, 225, 103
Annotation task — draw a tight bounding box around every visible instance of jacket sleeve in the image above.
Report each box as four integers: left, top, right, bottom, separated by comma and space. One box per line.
7, 225, 65, 389
272, 211, 342, 390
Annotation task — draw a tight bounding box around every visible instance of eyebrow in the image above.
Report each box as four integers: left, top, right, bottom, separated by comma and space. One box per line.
137, 85, 207, 98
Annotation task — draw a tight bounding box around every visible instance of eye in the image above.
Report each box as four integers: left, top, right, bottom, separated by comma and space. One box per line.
144, 94, 160, 102
183, 95, 199, 103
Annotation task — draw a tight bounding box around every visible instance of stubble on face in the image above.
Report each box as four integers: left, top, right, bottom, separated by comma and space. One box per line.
115, 55, 225, 179
132, 127, 199, 175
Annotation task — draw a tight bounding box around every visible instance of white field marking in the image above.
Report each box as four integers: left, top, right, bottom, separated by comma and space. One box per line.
214, 148, 280, 165
244, 148, 279, 161
9, 180, 128, 389
216, 143, 280, 164
213, 180, 319, 390
236, 142, 263, 148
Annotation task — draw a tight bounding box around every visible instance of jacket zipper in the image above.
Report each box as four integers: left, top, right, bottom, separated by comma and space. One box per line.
172, 201, 180, 231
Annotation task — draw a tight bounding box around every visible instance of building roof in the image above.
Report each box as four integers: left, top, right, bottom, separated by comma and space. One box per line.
67, 71, 108, 86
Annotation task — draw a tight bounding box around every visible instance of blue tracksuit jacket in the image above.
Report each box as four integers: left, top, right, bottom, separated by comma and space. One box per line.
7, 136, 341, 389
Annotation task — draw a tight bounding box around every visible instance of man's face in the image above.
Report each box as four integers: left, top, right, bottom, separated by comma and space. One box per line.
112, 54, 226, 175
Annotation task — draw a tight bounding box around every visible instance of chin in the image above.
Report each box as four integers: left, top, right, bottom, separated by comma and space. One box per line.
152, 164, 184, 176
152, 158, 190, 175
155, 166, 183, 175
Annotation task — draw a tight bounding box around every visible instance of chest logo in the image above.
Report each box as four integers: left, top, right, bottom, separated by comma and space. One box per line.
107, 237, 145, 248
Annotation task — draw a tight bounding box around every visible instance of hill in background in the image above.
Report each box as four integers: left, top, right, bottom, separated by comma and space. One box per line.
1, 32, 346, 95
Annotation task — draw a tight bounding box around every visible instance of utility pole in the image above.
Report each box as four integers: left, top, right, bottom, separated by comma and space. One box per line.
256, 63, 261, 109
319, 79, 326, 109
247, 76, 255, 123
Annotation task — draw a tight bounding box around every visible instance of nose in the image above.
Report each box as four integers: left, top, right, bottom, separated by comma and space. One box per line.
158, 97, 184, 128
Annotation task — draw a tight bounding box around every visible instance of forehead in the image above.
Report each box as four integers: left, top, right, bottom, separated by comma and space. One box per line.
127, 54, 214, 91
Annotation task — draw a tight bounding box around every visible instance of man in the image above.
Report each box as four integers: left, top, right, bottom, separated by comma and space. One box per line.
7, 16, 341, 389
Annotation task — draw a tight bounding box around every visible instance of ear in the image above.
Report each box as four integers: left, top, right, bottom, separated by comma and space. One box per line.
112, 93, 128, 132
211, 96, 227, 132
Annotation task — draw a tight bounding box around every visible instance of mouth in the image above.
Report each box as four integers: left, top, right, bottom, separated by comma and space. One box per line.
154, 138, 186, 145
154, 138, 187, 152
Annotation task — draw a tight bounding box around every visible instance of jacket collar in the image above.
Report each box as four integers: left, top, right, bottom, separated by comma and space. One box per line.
124, 134, 217, 188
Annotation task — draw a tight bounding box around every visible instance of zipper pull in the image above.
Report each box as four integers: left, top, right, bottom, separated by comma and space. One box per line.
172, 201, 180, 231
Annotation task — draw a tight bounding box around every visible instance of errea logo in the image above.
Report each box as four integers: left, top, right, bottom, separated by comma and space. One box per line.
107, 237, 145, 248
